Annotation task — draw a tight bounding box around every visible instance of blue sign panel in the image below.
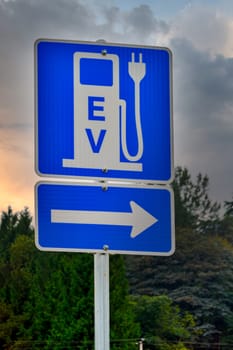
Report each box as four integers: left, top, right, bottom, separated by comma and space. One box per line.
35, 182, 175, 255
35, 39, 173, 183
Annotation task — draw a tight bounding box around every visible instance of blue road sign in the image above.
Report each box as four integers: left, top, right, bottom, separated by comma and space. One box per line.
35, 182, 175, 256
35, 39, 173, 183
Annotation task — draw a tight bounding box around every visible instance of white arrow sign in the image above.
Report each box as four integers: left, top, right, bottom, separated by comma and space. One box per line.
51, 201, 158, 238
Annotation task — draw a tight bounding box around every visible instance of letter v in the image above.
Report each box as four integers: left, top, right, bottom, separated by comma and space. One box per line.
85, 128, 107, 153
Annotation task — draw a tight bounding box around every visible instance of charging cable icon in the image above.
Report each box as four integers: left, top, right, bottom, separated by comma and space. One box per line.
63, 50, 146, 172
121, 52, 145, 162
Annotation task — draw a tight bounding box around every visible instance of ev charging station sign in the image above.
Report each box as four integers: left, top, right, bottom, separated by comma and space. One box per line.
35, 39, 173, 183
34, 40, 174, 350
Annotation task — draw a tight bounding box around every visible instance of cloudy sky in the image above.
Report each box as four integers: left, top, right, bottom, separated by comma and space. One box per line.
0, 0, 233, 215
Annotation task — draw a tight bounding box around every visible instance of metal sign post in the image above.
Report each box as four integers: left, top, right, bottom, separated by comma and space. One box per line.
94, 253, 110, 350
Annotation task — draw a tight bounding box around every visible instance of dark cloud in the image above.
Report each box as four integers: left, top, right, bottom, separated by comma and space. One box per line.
0, 0, 95, 40
124, 4, 169, 39
0, 0, 165, 46
172, 38, 233, 122
171, 38, 233, 202
172, 4, 232, 55
104, 6, 121, 26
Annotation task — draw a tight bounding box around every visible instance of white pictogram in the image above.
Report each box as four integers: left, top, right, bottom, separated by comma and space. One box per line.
51, 201, 157, 238
63, 51, 146, 171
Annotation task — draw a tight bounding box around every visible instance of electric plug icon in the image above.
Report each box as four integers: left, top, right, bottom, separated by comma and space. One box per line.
128, 52, 146, 83
120, 52, 146, 163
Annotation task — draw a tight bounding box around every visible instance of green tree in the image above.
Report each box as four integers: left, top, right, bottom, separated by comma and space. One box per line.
0, 207, 35, 349
0, 302, 27, 349
0, 207, 19, 258
219, 196, 233, 244
110, 255, 140, 349
25, 252, 94, 350
126, 227, 233, 347
172, 166, 220, 233
224, 196, 233, 217
132, 295, 196, 350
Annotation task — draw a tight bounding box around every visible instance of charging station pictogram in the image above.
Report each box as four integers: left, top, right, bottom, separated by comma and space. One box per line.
63, 51, 145, 172
35, 39, 173, 183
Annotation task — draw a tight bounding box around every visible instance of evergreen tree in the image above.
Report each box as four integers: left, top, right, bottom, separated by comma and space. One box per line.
224, 196, 233, 217
172, 166, 220, 233
110, 255, 140, 349
0, 207, 35, 349
132, 295, 196, 350
219, 196, 233, 244
126, 227, 233, 347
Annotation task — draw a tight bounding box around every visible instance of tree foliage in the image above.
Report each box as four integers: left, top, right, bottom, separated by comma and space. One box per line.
219, 196, 233, 245
126, 226, 233, 347
132, 295, 196, 350
172, 166, 220, 233
110, 255, 140, 349
224, 196, 233, 218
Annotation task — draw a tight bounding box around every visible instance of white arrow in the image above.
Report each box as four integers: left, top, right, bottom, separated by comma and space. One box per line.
51, 201, 158, 238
